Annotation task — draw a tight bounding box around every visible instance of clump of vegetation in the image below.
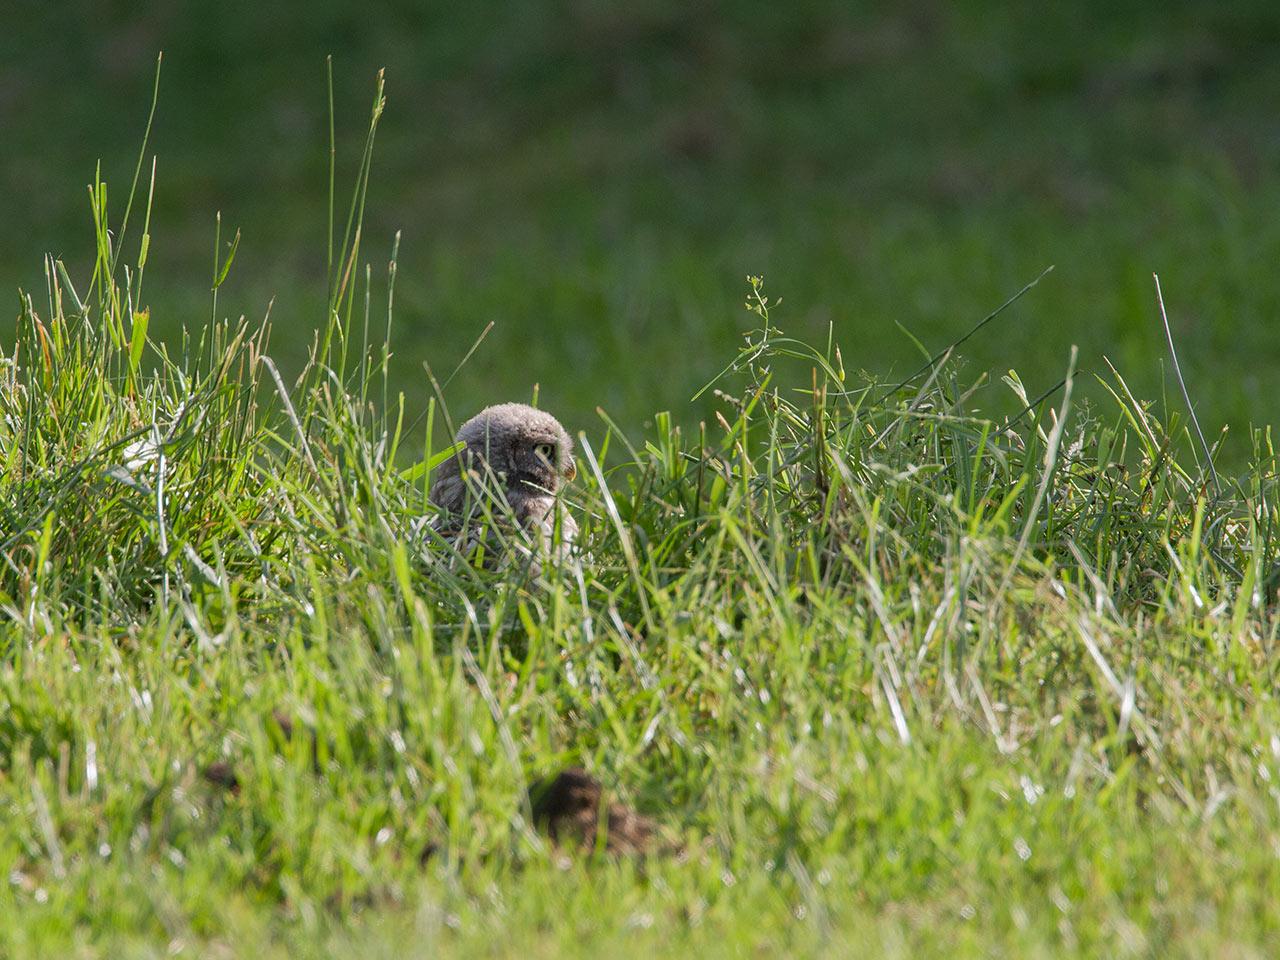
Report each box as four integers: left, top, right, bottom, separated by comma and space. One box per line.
2, 75, 1279, 958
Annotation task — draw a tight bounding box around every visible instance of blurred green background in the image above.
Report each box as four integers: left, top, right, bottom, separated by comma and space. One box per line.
4, 1, 1280, 453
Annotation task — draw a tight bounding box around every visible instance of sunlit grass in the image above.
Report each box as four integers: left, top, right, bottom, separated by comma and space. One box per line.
2, 70, 1280, 958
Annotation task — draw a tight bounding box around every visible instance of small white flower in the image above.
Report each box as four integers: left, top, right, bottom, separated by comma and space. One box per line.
121, 437, 160, 470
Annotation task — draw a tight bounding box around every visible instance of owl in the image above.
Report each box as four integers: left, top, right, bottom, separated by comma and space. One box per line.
427, 403, 578, 570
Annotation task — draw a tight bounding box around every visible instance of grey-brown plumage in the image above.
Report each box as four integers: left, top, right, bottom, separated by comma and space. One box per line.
428, 403, 578, 566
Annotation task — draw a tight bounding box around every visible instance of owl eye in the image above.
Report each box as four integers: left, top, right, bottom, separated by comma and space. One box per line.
533, 442, 556, 464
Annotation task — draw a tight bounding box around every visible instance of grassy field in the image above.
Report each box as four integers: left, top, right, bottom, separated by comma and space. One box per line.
2, 73, 1280, 955
5, 3, 1280, 446
3, 4, 1280, 956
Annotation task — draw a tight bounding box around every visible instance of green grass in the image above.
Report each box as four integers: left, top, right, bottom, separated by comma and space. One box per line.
6, 3, 1280, 448
3, 74, 1280, 957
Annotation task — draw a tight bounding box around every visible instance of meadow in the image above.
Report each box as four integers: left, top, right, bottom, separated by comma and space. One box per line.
7, 3, 1280, 441
4, 5, 1280, 956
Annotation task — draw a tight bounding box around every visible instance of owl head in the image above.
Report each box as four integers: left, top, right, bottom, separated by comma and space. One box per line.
430, 403, 576, 514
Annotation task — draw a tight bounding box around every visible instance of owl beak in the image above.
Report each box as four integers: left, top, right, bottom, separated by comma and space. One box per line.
563, 459, 577, 482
